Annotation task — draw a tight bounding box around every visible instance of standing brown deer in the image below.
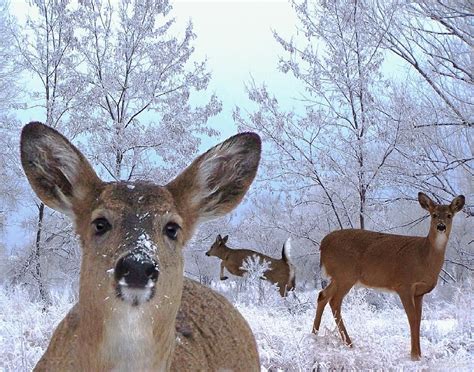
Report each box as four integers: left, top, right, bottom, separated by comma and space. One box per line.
312, 192, 465, 360
205, 235, 296, 296
21, 122, 262, 371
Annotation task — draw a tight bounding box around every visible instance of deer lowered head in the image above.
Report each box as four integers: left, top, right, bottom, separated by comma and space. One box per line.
20, 122, 261, 370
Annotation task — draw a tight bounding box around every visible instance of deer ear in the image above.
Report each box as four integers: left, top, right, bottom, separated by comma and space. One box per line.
418, 192, 436, 212
223, 235, 229, 243
167, 132, 261, 226
217, 234, 222, 241
450, 195, 465, 213
20, 122, 101, 217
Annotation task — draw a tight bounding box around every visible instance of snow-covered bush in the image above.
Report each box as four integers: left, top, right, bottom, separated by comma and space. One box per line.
0, 286, 75, 370
216, 254, 282, 306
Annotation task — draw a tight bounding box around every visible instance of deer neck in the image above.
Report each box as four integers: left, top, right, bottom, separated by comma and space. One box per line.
76, 272, 182, 370
426, 226, 450, 269
99, 302, 177, 371
217, 244, 232, 259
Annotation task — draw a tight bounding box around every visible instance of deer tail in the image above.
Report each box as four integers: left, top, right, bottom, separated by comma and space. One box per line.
282, 237, 296, 290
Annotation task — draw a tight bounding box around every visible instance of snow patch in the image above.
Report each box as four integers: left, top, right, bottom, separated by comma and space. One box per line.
136, 233, 158, 255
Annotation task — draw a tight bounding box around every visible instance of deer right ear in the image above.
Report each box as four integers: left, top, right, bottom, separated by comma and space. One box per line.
20, 122, 101, 217
167, 132, 261, 229
418, 192, 436, 212
223, 235, 229, 243
450, 195, 465, 213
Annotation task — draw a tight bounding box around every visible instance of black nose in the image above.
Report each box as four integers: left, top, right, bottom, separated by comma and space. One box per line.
437, 223, 446, 232
115, 254, 159, 288
205, 252, 210, 256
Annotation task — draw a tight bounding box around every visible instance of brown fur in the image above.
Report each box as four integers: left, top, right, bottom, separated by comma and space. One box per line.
21, 122, 261, 371
206, 235, 295, 296
312, 192, 465, 360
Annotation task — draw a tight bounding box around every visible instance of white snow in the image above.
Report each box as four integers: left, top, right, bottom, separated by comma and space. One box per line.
135, 232, 158, 255
0, 280, 472, 370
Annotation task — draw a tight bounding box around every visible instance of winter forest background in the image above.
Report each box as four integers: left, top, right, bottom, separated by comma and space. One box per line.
0, 0, 472, 370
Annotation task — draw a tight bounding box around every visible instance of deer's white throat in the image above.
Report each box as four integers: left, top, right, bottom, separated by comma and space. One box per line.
101, 303, 164, 371
433, 233, 448, 251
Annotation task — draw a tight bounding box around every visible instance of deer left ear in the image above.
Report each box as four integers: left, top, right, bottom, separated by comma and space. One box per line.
167, 132, 261, 228
418, 192, 436, 212
450, 195, 465, 213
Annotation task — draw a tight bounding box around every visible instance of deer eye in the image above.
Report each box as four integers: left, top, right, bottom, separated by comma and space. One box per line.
92, 217, 111, 236
447, 214, 452, 219
164, 222, 180, 240
433, 213, 438, 218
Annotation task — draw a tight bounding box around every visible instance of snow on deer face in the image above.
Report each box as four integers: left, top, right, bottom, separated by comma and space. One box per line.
85, 182, 185, 306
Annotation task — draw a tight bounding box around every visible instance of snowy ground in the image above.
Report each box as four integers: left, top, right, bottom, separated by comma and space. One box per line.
216, 280, 473, 371
1, 280, 472, 371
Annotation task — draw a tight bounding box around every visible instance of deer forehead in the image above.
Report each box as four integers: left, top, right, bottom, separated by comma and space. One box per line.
100, 182, 176, 209
431, 205, 453, 217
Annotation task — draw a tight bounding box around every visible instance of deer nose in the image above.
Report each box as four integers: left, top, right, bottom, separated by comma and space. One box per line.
115, 254, 159, 288
205, 252, 210, 256
437, 223, 446, 232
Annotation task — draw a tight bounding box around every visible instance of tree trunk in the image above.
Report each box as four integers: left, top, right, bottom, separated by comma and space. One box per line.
115, 150, 122, 180
34, 202, 48, 306
359, 187, 366, 230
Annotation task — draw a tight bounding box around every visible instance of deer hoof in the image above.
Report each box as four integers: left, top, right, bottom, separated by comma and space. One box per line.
411, 353, 421, 361
220, 276, 229, 280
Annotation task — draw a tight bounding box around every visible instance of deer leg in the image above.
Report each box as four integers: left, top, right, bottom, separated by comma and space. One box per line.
312, 281, 336, 334
278, 284, 286, 297
329, 283, 353, 346
220, 261, 228, 280
413, 294, 424, 359
399, 291, 421, 360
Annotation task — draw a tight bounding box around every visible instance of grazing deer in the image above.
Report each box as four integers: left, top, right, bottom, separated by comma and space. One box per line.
21, 122, 261, 371
312, 192, 465, 360
205, 234, 296, 296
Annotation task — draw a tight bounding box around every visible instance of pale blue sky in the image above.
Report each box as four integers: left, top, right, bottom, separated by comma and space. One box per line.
173, 0, 302, 138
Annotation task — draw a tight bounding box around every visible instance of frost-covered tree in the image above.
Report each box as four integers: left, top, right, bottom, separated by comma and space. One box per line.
13, 0, 83, 129
74, 0, 221, 182
364, 0, 473, 203
0, 0, 23, 219
370, 0, 473, 128
0, 0, 22, 270
10, 0, 85, 302
0, 0, 19, 114
235, 0, 402, 231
